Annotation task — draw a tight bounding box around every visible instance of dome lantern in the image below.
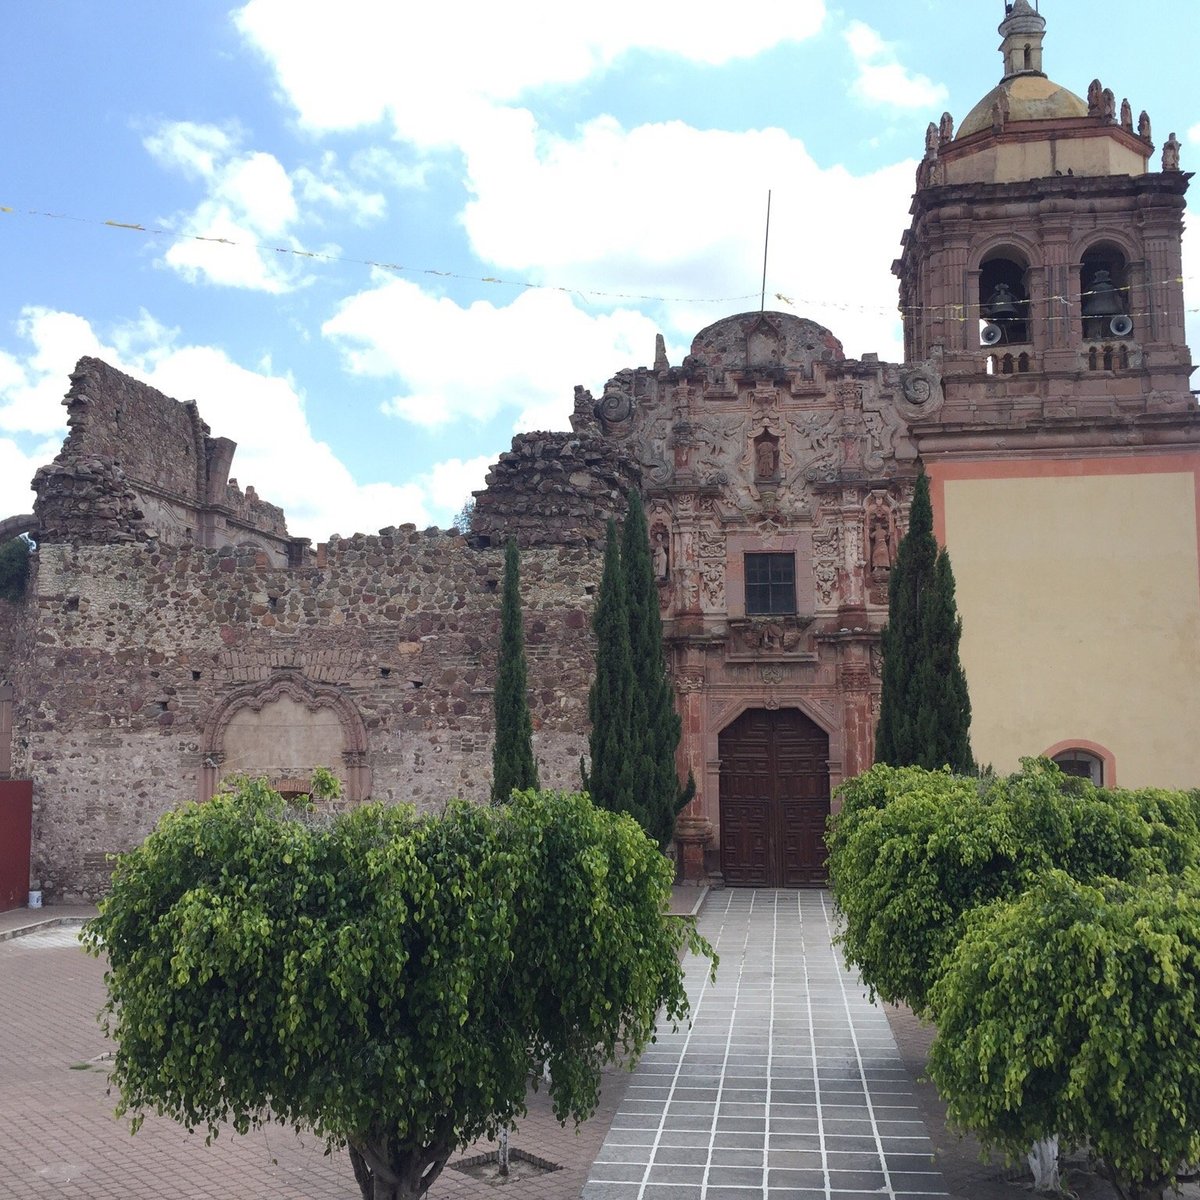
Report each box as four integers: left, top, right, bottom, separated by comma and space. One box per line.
998, 0, 1046, 81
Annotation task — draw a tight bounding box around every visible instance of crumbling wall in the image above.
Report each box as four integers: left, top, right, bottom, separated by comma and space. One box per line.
470, 431, 642, 549
54, 358, 207, 506
32, 358, 293, 558
17, 528, 601, 899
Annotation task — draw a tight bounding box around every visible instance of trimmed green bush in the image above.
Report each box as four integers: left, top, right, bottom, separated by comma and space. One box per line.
84, 780, 714, 1200
929, 871, 1200, 1200
829, 759, 1200, 1014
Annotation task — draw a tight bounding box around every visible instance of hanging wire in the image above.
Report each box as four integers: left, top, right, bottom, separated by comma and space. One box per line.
3, 202, 1199, 318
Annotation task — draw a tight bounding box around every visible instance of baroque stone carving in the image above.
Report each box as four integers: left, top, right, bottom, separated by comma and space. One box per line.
895, 366, 945, 422
813, 523, 841, 608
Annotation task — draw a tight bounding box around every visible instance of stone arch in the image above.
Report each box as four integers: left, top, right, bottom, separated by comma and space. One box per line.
714, 703, 834, 886
200, 674, 371, 801
968, 234, 1042, 275
1070, 228, 1140, 267
706, 695, 845, 829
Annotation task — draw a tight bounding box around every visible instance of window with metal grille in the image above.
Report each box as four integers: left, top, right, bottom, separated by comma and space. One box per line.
745, 553, 796, 615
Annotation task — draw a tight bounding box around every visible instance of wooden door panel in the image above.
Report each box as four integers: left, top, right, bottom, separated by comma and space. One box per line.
720, 798, 771, 886
780, 800, 830, 886
720, 708, 831, 887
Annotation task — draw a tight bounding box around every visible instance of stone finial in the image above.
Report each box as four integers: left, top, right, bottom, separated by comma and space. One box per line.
1120, 99, 1133, 132
654, 333, 669, 372
990, 90, 1010, 136
1101, 88, 1116, 124
1088, 79, 1103, 117
1163, 132, 1181, 172
924, 122, 939, 158
1138, 111, 1152, 142
939, 112, 955, 144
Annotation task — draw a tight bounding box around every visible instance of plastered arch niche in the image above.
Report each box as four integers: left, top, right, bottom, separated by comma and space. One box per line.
201, 677, 370, 801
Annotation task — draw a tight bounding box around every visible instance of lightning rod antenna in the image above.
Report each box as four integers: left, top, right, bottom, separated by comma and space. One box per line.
760, 190, 772, 313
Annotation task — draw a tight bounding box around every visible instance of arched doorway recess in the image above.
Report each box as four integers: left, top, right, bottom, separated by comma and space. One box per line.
719, 707, 831, 887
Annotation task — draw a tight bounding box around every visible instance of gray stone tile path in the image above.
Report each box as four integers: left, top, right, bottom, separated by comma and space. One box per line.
583, 889, 949, 1200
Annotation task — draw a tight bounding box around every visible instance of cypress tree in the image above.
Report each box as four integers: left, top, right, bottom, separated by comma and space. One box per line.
582, 519, 639, 819
875, 470, 974, 772
621, 490, 690, 848
491, 538, 539, 804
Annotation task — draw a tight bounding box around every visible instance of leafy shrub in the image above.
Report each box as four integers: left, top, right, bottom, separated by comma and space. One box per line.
84, 782, 714, 1200
928, 870, 1200, 1200
829, 759, 1200, 1015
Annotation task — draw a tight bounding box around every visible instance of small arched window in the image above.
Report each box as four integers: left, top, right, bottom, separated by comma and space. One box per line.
1023, 43, 1032, 69
1052, 748, 1104, 787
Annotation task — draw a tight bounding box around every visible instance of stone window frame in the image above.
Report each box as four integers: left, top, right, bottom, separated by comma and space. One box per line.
743, 552, 797, 616
724, 531, 813, 620
200, 674, 371, 802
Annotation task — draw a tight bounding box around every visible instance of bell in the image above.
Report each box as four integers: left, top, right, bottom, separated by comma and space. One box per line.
1082, 269, 1123, 317
984, 282, 1019, 319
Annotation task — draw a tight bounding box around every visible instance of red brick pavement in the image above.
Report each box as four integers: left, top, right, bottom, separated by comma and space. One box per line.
0, 922, 634, 1200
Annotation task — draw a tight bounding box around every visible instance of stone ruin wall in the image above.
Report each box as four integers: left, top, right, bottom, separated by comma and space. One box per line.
469, 429, 642, 549
53, 357, 208, 506
30, 357, 294, 560
12, 529, 602, 899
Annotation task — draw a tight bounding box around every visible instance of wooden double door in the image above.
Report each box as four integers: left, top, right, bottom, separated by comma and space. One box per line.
719, 708, 831, 887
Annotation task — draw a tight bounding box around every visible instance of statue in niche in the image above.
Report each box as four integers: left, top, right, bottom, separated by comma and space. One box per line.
869, 514, 893, 573
755, 435, 779, 480
651, 526, 670, 580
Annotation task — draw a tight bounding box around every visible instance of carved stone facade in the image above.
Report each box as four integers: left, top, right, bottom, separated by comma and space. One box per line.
567, 311, 931, 877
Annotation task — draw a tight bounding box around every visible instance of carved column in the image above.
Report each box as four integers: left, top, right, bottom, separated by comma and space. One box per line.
672, 660, 711, 882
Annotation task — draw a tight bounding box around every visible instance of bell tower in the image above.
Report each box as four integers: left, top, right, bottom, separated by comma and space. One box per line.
886, 5, 1200, 793
894, 2, 1193, 420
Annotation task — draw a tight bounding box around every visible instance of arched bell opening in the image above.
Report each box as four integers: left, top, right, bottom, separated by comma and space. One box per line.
1081, 244, 1132, 342
979, 254, 1031, 347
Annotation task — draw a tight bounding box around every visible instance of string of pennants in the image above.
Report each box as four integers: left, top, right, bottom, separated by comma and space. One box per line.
3, 202, 1199, 319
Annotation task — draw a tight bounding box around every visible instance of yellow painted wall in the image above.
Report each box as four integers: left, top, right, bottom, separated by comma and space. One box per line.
945, 137, 1147, 186
942, 469, 1200, 787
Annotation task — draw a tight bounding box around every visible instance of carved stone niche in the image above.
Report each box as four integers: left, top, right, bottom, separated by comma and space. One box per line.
725, 615, 816, 662
753, 432, 780, 481
865, 491, 900, 585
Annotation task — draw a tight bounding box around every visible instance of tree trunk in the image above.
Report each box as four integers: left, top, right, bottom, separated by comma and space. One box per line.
1026, 1135, 1060, 1193
498, 1127, 510, 1177
349, 1136, 451, 1200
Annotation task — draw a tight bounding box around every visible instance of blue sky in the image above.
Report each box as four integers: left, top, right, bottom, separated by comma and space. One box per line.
4, 2, 1198, 539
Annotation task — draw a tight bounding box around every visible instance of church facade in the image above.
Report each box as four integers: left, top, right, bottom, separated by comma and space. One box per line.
1, 3, 1197, 897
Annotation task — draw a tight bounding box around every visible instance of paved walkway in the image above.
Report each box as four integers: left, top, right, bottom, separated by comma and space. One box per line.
584, 889, 948, 1200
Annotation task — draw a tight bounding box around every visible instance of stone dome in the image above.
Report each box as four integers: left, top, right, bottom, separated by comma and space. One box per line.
958, 74, 1088, 139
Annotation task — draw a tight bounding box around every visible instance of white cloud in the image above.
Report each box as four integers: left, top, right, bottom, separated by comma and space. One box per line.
423, 455, 496, 518
845, 20, 948, 111
144, 121, 385, 292
323, 279, 662, 430
234, 0, 826, 147
1188, 123, 1200, 154
455, 113, 912, 359
0, 309, 104, 436
0, 306, 486, 540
